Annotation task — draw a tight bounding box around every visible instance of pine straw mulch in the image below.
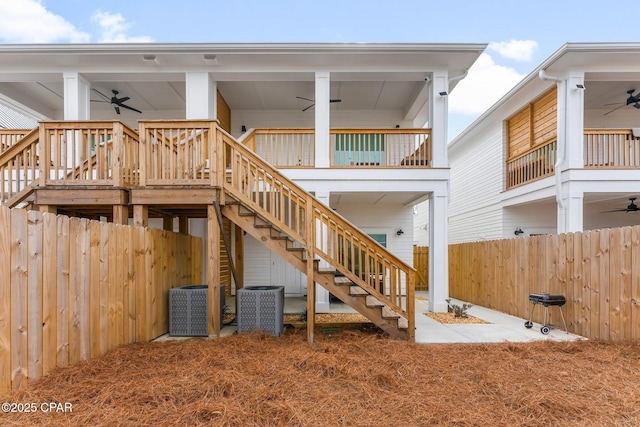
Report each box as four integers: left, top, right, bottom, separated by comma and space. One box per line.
425, 312, 490, 324
2, 330, 640, 426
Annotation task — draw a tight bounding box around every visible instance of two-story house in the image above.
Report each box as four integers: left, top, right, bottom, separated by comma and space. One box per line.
448, 42, 640, 243
0, 42, 485, 340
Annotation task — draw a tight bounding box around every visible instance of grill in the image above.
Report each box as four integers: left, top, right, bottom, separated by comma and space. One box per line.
525, 293, 567, 335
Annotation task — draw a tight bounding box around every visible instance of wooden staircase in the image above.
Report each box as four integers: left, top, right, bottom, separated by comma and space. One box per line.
222, 199, 410, 339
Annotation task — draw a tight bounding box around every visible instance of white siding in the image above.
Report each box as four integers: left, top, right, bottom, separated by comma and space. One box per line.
413, 201, 429, 246
448, 122, 506, 243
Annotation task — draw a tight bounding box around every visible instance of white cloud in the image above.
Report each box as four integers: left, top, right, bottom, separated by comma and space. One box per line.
489, 40, 538, 62
91, 11, 153, 43
449, 53, 525, 116
0, 0, 90, 42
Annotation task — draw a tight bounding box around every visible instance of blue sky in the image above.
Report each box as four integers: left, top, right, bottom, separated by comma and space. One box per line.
0, 0, 638, 138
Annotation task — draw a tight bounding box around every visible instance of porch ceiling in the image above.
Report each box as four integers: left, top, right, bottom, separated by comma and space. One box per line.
330, 191, 427, 207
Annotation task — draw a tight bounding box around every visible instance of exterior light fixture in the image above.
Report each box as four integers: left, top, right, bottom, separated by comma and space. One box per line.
396, 228, 404, 236
439, 91, 448, 96
514, 227, 524, 236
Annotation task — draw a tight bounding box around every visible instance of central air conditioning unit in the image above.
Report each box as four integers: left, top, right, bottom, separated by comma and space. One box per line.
169, 285, 225, 337
237, 286, 285, 337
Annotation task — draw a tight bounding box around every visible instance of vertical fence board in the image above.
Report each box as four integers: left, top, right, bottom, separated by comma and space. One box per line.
56, 215, 70, 368
99, 222, 109, 355
89, 221, 101, 358
115, 224, 125, 346
78, 219, 91, 361
10, 208, 28, 390
27, 211, 43, 383
0, 206, 12, 394
108, 223, 117, 349
632, 227, 640, 341
42, 213, 57, 377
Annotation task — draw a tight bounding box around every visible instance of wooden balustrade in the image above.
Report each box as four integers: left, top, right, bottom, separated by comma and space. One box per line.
584, 129, 640, 168
40, 121, 139, 187
138, 121, 215, 186
331, 129, 431, 167
245, 129, 315, 167
506, 140, 556, 189
0, 128, 39, 205
0, 129, 33, 152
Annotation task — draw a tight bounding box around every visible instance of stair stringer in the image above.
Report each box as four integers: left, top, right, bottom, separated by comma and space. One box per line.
221, 203, 409, 340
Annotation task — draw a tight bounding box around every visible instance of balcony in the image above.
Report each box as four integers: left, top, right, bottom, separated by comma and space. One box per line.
243, 128, 431, 168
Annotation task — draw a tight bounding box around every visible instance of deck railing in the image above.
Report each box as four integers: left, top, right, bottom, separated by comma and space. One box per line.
243, 128, 431, 168
331, 129, 431, 167
506, 140, 556, 189
41, 121, 140, 187
138, 121, 215, 186
584, 129, 640, 168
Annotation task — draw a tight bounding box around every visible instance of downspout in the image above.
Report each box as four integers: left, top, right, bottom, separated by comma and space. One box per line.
449, 68, 469, 84
538, 70, 566, 213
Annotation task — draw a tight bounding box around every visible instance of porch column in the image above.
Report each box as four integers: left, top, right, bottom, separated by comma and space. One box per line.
186, 72, 217, 119
428, 70, 449, 168
429, 190, 449, 312
563, 72, 586, 170
63, 72, 90, 120
558, 189, 584, 233
313, 191, 331, 313
314, 71, 331, 168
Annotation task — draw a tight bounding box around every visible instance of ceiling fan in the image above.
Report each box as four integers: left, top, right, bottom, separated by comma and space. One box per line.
296, 96, 342, 112
603, 89, 640, 115
92, 89, 142, 114
603, 197, 639, 213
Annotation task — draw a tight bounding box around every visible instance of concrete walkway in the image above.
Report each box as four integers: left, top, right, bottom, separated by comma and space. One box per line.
414, 295, 584, 344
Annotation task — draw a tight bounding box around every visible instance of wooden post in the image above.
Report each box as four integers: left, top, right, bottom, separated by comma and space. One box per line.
234, 224, 244, 291
112, 122, 124, 187
178, 217, 189, 234
163, 217, 173, 231
305, 196, 315, 343
113, 205, 129, 225
0, 207, 11, 394
133, 205, 148, 228
39, 205, 57, 214
207, 205, 221, 338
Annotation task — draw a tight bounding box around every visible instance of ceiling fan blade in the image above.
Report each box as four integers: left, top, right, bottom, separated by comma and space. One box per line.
602, 208, 630, 213
119, 103, 142, 114
603, 102, 624, 106
115, 96, 130, 103
302, 103, 315, 112
604, 104, 627, 115
296, 96, 314, 102
330, 99, 342, 103
92, 88, 111, 101
114, 106, 121, 115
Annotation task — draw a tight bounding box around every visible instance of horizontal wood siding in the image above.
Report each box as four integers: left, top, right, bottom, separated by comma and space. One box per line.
449, 124, 505, 244
449, 227, 640, 342
0, 205, 202, 394
217, 91, 231, 134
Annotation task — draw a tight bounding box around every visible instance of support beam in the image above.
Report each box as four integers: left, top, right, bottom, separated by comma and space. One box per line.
38, 205, 57, 214
428, 70, 449, 168
207, 205, 221, 338
113, 205, 129, 225
133, 205, 148, 228
305, 195, 316, 343
178, 217, 189, 234
314, 71, 330, 168
163, 217, 173, 231
186, 72, 217, 119
234, 224, 244, 291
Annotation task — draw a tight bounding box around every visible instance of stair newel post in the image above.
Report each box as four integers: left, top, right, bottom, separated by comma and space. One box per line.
38, 123, 48, 187
407, 270, 416, 340
305, 194, 316, 343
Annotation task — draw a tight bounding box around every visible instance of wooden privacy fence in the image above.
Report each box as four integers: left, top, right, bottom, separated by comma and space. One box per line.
413, 246, 429, 291
0, 206, 202, 393
448, 227, 640, 342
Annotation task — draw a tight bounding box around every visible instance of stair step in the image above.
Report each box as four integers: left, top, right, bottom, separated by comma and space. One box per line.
397, 317, 409, 330
349, 285, 369, 296
365, 295, 384, 307
286, 247, 305, 253
334, 276, 352, 286
317, 267, 335, 274
381, 306, 401, 319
